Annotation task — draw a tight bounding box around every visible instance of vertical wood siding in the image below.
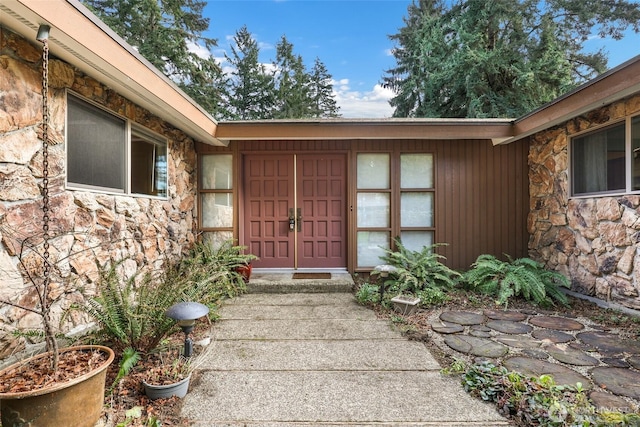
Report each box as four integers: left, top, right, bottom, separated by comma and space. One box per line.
197, 138, 529, 271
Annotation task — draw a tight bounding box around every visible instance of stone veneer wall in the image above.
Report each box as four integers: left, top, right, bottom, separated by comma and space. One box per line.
0, 27, 198, 357
528, 94, 640, 310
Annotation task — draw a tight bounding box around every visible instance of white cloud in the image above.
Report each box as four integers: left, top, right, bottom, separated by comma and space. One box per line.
186, 41, 212, 60
333, 80, 394, 118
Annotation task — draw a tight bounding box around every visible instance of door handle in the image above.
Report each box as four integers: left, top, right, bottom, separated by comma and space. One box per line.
296, 208, 302, 232
289, 208, 295, 231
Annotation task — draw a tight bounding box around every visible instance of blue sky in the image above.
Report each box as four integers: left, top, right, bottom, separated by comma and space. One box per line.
203, 0, 640, 118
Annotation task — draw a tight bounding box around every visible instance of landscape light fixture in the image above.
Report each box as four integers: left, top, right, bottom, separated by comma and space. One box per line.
373, 264, 397, 299
165, 302, 209, 357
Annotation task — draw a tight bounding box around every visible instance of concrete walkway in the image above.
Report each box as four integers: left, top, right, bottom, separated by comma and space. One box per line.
182, 289, 510, 426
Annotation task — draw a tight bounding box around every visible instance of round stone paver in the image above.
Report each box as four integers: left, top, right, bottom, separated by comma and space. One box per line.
495, 334, 541, 349
544, 344, 599, 366
444, 335, 509, 358
628, 356, 640, 370
503, 357, 592, 389
486, 320, 533, 335
470, 325, 492, 338
440, 311, 485, 326
528, 316, 584, 331
531, 329, 574, 343
483, 309, 527, 322
591, 367, 640, 399
431, 321, 464, 334
578, 331, 640, 356
589, 391, 635, 413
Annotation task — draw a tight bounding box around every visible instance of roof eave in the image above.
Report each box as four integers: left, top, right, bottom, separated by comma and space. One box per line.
1, 0, 224, 146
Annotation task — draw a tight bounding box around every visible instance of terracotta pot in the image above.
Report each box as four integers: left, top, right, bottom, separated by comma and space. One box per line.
236, 263, 252, 282
0, 345, 115, 427
143, 374, 191, 400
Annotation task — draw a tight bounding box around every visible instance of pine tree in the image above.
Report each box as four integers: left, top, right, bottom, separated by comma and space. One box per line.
309, 58, 340, 118
82, 0, 229, 118
384, 0, 640, 118
272, 36, 313, 119
225, 26, 276, 120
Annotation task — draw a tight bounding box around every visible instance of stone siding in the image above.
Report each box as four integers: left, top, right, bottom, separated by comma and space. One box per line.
0, 28, 198, 357
528, 95, 640, 309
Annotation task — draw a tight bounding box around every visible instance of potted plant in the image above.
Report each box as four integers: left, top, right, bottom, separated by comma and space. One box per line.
0, 229, 115, 427
142, 357, 193, 400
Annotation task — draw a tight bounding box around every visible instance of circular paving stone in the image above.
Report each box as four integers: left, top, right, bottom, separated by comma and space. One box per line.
444, 335, 509, 358
628, 356, 640, 370
529, 316, 585, 331
440, 311, 485, 326
589, 391, 634, 413
431, 321, 464, 334
483, 309, 527, 322
503, 356, 592, 389
486, 320, 533, 334
495, 334, 541, 349
522, 348, 549, 360
531, 329, 575, 343
602, 357, 630, 368
578, 331, 640, 356
469, 329, 491, 338
544, 343, 599, 366
591, 367, 640, 399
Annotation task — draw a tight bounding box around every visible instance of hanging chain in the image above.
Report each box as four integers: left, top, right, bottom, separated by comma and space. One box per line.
41, 38, 51, 297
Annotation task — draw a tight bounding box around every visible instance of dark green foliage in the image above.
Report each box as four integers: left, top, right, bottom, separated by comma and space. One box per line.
309, 58, 340, 118
384, 0, 640, 118
225, 26, 276, 120
463, 254, 570, 307
355, 283, 381, 306
82, 0, 230, 118
459, 361, 640, 426
380, 239, 461, 294
79, 241, 256, 354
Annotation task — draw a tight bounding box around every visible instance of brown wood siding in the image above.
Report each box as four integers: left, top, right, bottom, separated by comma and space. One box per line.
197, 138, 529, 271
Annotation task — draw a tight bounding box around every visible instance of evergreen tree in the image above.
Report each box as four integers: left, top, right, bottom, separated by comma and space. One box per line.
272, 36, 313, 119
309, 58, 340, 118
225, 26, 276, 120
82, 0, 229, 118
384, 0, 640, 118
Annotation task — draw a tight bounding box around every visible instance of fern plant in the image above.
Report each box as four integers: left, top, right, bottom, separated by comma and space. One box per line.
380, 239, 461, 294
463, 254, 570, 307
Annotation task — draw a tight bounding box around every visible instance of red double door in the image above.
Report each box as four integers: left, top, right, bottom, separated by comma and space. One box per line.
243, 154, 347, 269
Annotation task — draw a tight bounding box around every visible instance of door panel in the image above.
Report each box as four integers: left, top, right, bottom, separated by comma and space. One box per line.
243, 153, 346, 269
297, 154, 346, 268
244, 155, 294, 267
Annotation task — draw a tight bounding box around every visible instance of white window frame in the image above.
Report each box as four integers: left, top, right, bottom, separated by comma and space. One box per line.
569, 114, 640, 198
65, 92, 168, 199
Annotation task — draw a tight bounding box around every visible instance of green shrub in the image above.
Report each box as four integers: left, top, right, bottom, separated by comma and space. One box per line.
379, 239, 461, 294
355, 283, 380, 305
463, 254, 570, 307
79, 241, 257, 354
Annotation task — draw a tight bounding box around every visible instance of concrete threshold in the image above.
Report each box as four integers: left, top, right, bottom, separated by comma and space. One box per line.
246, 272, 354, 294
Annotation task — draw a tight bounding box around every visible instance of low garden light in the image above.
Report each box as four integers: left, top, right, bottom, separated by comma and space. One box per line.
373, 264, 397, 299
165, 302, 209, 358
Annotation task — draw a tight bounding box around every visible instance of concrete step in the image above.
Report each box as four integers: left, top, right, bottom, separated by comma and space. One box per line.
246, 272, 354, 294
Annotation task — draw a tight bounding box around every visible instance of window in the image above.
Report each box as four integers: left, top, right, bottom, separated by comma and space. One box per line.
200, 154, 234, 247
66, 93, 167, 197
571, 115, 640, 196
355, 152, 435, 269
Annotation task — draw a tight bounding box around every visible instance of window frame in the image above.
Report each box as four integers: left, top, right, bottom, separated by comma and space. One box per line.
569, 115, 640, 198
65, 92, 168, 199
354, 151, 436, 270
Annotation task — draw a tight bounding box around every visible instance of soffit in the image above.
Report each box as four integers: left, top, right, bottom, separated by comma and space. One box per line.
1, 0, 224, 146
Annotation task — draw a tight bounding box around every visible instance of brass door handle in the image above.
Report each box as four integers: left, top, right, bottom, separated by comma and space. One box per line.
296, 208, 302, 232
